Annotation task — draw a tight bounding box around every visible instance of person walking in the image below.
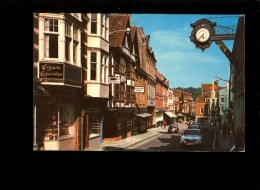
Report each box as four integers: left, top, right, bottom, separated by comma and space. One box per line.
233, 126, 245, 151
222, 123, 227, 138
216, 121, 220, 133
228, 124, 233, 140
163, 120, 167, 129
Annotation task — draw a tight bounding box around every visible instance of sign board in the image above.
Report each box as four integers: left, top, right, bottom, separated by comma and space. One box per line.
109, 74, 120, 84
88, 108, 100, 113
39, 63, 64, 79
134, 86, 145, 93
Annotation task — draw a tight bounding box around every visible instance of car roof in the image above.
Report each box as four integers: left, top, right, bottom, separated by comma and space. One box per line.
184, 128, 200, 131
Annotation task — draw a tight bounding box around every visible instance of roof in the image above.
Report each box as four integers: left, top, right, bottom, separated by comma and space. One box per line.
201, 83, 220, 91
109, 14, 130, 47
130, 26, 137, 42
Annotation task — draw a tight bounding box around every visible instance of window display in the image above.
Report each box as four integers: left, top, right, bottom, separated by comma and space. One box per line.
43, 101, 74, 141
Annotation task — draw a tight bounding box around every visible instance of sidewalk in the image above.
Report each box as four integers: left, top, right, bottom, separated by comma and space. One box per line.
216, 130, 233, 152
84, 125, 233, 151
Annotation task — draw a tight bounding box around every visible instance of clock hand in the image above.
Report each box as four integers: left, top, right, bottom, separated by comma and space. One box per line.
199, 33, 205, 39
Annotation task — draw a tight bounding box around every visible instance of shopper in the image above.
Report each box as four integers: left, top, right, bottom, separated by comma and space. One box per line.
233, 127, 245, 151
163, 120, 167, 128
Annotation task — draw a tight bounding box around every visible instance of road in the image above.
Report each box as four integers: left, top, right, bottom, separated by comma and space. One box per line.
126, 123, 218, 152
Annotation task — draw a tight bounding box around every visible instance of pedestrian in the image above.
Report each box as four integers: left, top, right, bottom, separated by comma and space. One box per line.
233, 126, 245, 151
163, 120, 167, 128
222, 123, 227, 138
228, 124, 233, 139
160, 120, 163, 128
216, 121, 220, 133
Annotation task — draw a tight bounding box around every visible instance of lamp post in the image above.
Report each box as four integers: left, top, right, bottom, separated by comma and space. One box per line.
109, 27, 131, 35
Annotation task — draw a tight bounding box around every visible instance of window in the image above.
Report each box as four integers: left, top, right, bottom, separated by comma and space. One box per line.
43, 103, 74, 141
200, 108, 204, 114
120, 57, 126, 73
101, 14, 104, 38
73, 41, 78, 64
89, 112, 101, 138
100, 54, 103, 82
104, 56, 107, 83
44, 18, 58, 58
91, 13, 97, 34
105, 14, 108, 39
90, 52, 97, 80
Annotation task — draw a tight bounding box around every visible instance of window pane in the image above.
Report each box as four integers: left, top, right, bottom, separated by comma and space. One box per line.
91, 52, 96, 62
91, 13, 97, 34
91, 22, 97, 34
91, 63, 96, 80
45, 34, 58, 58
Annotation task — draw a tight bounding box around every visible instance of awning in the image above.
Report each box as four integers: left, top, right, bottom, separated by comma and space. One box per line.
177, 113, 184, 117
135, 113, 153, 118
165, 112, 177, 118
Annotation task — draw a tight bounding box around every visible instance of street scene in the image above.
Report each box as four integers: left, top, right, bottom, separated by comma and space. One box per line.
33, 13, 245, 152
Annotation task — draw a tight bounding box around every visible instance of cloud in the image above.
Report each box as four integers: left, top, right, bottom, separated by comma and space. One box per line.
151, 30, 193, 51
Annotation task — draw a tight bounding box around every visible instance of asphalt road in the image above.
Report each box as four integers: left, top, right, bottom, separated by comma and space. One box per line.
126, 123, 217, 152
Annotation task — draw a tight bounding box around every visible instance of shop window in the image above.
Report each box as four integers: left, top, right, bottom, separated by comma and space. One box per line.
89, 112, 101, 138
43, 103, 74, 141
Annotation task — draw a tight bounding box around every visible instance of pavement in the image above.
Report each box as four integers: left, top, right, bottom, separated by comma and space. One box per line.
84, 124, 234, 152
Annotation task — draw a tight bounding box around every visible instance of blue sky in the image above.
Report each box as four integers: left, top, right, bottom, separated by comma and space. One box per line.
131, 14, 243, 88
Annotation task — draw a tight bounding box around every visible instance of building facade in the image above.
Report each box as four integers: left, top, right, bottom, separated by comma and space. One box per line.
33, 13, 86, 150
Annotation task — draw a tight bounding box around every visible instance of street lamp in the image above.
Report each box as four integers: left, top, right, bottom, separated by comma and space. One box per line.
109, 27, 131, 35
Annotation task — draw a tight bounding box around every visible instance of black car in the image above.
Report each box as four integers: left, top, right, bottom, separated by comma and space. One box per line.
168, 123, 179, 133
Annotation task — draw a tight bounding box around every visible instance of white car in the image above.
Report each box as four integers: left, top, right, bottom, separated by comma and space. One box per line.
180, 129, 203, 146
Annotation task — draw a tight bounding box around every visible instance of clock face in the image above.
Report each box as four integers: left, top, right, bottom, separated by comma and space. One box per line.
196, 28, 210, 42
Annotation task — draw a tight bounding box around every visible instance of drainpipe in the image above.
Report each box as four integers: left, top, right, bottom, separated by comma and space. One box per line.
33, 105, 38, 150
100, 119, 104, 143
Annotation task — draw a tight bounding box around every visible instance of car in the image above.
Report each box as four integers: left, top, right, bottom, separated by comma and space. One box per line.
187, 124, 200, 130
180, 129, 203, 146
199, 123, 208, 131
168, 123, 179, 133
188, 120, 194, 125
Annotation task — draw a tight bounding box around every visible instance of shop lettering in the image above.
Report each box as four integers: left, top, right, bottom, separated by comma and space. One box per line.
39, 63, 63, 78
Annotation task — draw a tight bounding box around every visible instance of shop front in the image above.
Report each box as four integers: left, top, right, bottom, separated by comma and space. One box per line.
164, 111, 178, 124
103, 108, 133, 141
135, 112, 153, 133
34, 92, 81, 151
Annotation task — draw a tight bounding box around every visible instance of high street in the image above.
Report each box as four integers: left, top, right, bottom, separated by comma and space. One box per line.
85, 122, 234, 152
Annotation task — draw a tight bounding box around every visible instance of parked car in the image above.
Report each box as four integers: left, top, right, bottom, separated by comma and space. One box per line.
180, 129, 203, 146
168, 123, 179, 133
199, 123, 208, 131
187, 124, 200, 130
187, 120, 195, 125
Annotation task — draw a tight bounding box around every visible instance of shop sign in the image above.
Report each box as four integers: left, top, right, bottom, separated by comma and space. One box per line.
39, 63, 64, 79
109, 74, 120, 84
134, 86, 145, 93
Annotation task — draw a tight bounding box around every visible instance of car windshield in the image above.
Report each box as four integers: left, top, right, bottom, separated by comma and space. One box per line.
188, 125, 198, 129
184, 130, 199, 135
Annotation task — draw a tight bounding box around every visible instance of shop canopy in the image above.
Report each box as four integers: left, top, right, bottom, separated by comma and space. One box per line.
165, 112, 178, 118
177, 113, 184, 117
135, 113, 153, 118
